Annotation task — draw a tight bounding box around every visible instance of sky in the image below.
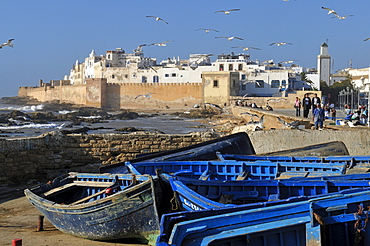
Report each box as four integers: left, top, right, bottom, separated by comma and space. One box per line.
0, 0, 369, 98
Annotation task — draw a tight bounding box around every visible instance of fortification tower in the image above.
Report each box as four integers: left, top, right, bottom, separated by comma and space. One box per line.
317, 42, 331, 87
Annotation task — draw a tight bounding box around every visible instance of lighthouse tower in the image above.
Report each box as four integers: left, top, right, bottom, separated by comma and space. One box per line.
317, 42, 331, 86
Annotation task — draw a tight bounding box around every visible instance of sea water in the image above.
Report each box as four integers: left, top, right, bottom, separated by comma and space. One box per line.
0, 102, 210, 139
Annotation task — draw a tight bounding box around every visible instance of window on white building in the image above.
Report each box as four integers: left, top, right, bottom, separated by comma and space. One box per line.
153, 76, 159, 83
238, 64, 243, 71
213, 80, 219, 87
219, 64, 224, 71
241, 74, 246, 80
165, 74, 169, 77
142, 76, 147, 83
271, 80, 280, 88
112, 74, 115, 79
171, 73, 176, 77
229, 64, 233, 71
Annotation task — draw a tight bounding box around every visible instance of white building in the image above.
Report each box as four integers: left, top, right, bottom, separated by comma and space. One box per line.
65, 48, 316, 97
348, 67, 370, 92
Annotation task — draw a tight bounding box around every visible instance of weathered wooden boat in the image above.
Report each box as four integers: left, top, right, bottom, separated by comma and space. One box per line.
259, 141, 349, 157
161, 172, 370, 211
24, 172, 172, 245
217, 153, 370, 174
157, 188, 370, 246
126, 159, 347, 180
100, 132, 255, 173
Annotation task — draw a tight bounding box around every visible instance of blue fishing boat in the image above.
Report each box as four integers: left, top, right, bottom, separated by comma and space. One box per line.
157, 188, 370, 246
127, 159, 347, 180
24, 172, 171, 245
100, 132, 255, 173
161, 172, 370, 211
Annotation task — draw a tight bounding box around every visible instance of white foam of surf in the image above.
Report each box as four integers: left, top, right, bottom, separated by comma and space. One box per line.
0, 122, 60, 130
0, 104, 45, 112
58, 110, 77, 115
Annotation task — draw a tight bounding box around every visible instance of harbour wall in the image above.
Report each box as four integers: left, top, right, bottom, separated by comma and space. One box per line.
1, 129, 370, 185
18, 79, 203, 109
0, 132, 218, 185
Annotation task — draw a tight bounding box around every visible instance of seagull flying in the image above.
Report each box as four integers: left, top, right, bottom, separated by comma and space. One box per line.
365, 38, 370, 42
246, 115, 265, 131
215, 36, 243, 41
261, 59, 274, 64
215, 9, 240, 15
232, 46, 260, 51
149, 41, 173, 46
146, 16, 169, 24
332, 14, 353, 20
277, 117, 299, 129
279, 60, 298, 64
321, 7, 337, 15
135, 93, 153, 99
0, 39, 14, 49
196, 28, 219, 33
269, 42, 292, 46
133, 44, 146, 53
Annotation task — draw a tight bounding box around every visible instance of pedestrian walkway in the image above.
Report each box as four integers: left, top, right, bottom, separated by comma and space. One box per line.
273, 108, 348, 127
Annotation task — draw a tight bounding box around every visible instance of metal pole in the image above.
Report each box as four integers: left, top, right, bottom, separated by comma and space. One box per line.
351, 90, 354, 113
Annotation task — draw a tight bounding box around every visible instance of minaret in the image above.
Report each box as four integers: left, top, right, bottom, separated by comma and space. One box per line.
317, 43, 331, 86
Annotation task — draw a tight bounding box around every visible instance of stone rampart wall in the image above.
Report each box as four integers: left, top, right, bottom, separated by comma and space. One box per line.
18, 85, 87, 105
18, 82, 203, 109
0, 132, 219, 185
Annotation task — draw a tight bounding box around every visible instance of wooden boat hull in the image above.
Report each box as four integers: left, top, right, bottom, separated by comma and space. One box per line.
260, 141, 349, 156
24, 173, 166, 245
100, 132, 255, 173
157, 188, 370, 246
127, 159, 346, 180
162, 173, 370, 211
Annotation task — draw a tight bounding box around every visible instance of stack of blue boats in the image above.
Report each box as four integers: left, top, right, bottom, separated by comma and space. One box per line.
24, 133, 370, 246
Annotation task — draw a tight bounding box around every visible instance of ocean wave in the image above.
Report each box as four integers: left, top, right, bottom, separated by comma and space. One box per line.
0, 104, 45, 112
0, 123, 60, 130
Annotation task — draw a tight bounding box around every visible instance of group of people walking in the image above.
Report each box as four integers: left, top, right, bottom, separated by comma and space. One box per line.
294, 93, 330, 130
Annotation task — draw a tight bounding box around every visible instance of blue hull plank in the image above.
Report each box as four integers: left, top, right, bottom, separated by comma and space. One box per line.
158, 188, 370, 246
127, 160, 346, 180
100, 132, 255, 173
218, 152, 370, 168
161, 173, 370, 211
24, 172, 167, 245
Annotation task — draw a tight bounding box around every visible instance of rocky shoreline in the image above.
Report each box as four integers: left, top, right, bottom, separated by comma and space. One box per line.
0, 97, 244, 137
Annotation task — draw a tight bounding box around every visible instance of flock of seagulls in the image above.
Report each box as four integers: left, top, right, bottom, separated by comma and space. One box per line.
0, 39, 14, 49
321, 7, 353, 20
140, 5, 369, 63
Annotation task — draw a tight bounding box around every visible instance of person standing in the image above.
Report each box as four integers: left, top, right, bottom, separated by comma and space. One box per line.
302, 94, 311, 118
311, 93, 321, 114
313, 103, 325, 130
294, 97, 301, 117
